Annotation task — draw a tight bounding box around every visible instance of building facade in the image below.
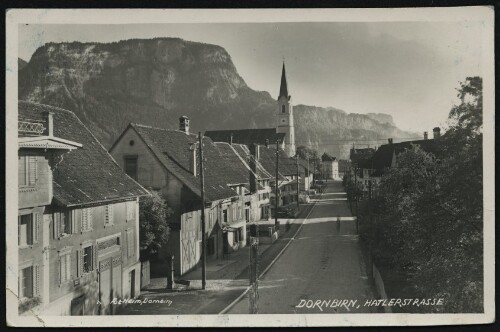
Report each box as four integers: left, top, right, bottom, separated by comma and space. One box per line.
321, 153, 339, 180
18, 102, 148, 316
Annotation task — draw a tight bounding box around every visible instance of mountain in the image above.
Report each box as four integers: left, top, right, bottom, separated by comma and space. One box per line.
19, 38, 417, 159
18, 58, 28, 70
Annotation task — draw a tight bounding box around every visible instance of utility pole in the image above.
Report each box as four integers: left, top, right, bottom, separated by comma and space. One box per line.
354, 162, 358, 232
296, 155, 300, 209
275, 139, 280, 229
249, 225, 259, 313
198, 132, 206, 290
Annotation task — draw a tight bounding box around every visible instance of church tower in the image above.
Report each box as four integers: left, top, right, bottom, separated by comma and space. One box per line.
276, 61, 296, 157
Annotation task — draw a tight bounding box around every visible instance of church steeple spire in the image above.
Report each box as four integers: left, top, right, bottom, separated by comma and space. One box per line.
278, 61, 290, 100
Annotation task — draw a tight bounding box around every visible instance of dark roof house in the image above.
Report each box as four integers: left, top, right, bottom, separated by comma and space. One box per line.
19, 101, 149, 207
321, 152, 337, 162
204, 128, 286, 147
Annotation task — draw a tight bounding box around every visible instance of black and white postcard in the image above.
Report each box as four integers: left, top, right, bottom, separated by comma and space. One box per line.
5, 7, 495, 327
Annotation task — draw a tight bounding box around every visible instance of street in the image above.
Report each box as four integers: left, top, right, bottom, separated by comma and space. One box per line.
226, 181, 377, 314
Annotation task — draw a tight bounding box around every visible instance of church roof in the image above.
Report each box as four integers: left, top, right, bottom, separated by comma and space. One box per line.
204, 128, 286, 146
279, 61, 290, 100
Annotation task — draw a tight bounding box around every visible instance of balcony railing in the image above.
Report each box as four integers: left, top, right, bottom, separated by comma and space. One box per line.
18, 118, 45, 135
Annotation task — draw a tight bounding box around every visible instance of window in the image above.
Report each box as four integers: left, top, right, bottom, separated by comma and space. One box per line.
126, 201, 135, 222
124, 156, 138, 181
54, 211, 75, 238
223, 209, 228, 223
81, 246, 94, 273
281, 105, 285, 113
18, 214, 33, 246
18, 155, 37, 188
126, 228, 135, 258
19, 266, 33, 298
59, 251, 72, 284
81, 208, 93, 232
105, 205, 114, 226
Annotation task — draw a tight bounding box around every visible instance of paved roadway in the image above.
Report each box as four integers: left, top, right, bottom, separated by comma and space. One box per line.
227, 181, 377, 314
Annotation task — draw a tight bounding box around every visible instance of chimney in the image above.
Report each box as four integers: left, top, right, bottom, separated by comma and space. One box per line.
388, 138, 393, 144
249, 144, 259, 193
433, 127, 441, 139
230, 133, 233, 145
189, 143, 197, 176
424, 131, 428, 140
179, 116, 190, 134
46, 112, 54, 136
265, 139, 269, 148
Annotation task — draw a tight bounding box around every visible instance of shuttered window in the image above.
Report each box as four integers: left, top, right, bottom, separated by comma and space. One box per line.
81, 208, 93, 232
18, 214, 37, 246
126, 228, 135, 258
105, 205, 114, 226
79, 244, 97, 275
59, 252, 72, 284
19, 266, 38, 299
18, 155, 37, 187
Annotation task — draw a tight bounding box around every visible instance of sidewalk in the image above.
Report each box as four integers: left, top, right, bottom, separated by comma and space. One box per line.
115, 202, 315, 315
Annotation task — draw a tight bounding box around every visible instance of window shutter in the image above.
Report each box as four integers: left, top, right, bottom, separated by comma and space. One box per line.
33, 213, 40, 243
33, 265, 40, 297
53, 213, 60, 239
105, 205, 114, 225
127, 228, 134, 258
71, 210, 77, 234
88, 209, 93, 230
29, 156, 37, 186
66, 254, 71, 279
58, 256, 62, 284
77, 250, 83, 277
92, 245, 97, 271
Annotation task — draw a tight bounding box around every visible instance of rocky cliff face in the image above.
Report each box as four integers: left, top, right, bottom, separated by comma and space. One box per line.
19, 38, 415, 158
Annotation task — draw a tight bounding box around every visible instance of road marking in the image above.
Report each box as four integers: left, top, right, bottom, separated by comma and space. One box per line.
218, 190, 324, 314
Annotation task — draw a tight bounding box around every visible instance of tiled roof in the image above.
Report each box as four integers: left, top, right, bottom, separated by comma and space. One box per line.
130, 124, 239, 202
370, 139, 439, 170
204, 128, 286, 146
256, 145, 296, 181
231, 144, 273, 180
18, 101, 149, 206
321, 152, 337, 162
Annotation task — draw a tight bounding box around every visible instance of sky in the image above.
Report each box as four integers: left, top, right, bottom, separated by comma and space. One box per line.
18, 21, 484, 133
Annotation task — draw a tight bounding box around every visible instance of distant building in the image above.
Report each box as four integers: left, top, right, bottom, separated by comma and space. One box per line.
321, 153, 339, 180
357, 134, 441, 197
18, 101, 148, 316
205, 61, 296, 157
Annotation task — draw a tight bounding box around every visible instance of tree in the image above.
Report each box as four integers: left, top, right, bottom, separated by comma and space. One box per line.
139, 190, 173, 259
360, 77, 483, 313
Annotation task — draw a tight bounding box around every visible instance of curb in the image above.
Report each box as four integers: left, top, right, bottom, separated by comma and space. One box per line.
218, 191, 323, 314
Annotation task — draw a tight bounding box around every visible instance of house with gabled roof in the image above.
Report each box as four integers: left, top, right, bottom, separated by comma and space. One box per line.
321, 152, 340, 180
18, 101, 149, 316
357, 133, 441, 197
110, 117, 261, 275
